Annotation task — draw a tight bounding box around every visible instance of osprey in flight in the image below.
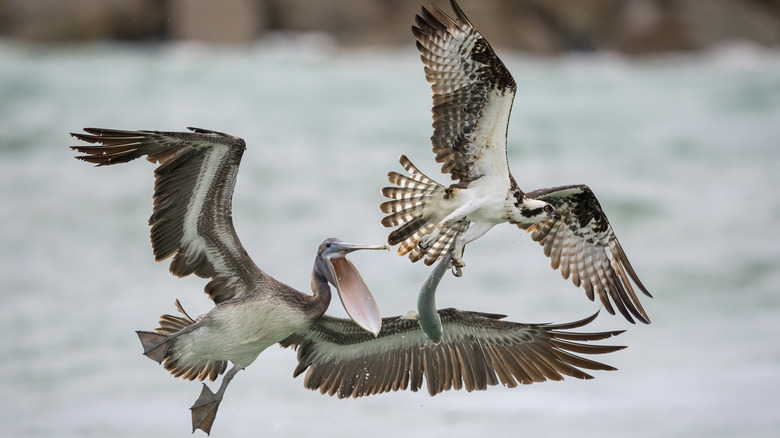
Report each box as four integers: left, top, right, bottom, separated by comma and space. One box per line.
381, 0, 652, 324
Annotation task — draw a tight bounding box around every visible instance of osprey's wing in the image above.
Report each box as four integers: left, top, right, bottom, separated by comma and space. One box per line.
71, 127, 264, 304
282, 310, 624, 398
522, 185, 652, 324
413, 0, 517, 188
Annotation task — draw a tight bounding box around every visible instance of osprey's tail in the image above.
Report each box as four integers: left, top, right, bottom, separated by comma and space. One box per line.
136, 300, 227, 382
380, 155, 468, 265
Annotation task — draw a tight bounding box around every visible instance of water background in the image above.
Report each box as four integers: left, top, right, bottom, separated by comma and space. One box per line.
2, 39, 779, 437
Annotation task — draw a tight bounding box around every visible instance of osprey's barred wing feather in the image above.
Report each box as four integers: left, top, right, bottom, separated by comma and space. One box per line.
70, 127, 263, 304
413, 0, 517, 187
282, 310, 624, 398
522, 185, 652, 324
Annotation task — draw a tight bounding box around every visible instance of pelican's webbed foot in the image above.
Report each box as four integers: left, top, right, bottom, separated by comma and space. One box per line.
136, 331, 170, 363
190, 384, 221, 435
189, 365, 241, 435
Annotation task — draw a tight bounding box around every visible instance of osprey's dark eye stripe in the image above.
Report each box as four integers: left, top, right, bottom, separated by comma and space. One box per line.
522, 207, 544, 218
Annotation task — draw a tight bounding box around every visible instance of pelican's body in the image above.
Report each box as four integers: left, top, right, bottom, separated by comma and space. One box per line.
73, 126, 627, 435
382, 0, 652, 324
162, 291, 308, 372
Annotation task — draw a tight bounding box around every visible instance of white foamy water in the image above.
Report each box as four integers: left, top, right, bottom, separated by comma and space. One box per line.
1, 40, 779, 437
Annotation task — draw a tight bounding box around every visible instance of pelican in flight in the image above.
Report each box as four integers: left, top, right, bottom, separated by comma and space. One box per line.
381, 0, 652, 324
73, 127, 626, 434
71, 127, 386, 433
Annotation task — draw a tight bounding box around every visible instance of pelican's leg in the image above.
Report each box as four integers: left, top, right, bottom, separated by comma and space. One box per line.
190, 364, 242, 435
450, 222, 496, 277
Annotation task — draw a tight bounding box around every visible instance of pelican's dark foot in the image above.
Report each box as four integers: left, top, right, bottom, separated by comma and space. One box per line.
189, 365, 241, 435
136, 331, 170, 363
190, 384, 221, 435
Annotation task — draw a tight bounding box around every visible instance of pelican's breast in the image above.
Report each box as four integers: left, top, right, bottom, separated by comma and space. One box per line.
173, 295, 308, 368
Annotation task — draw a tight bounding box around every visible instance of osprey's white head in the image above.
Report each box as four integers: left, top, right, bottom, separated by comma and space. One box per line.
516, 197, 559, 225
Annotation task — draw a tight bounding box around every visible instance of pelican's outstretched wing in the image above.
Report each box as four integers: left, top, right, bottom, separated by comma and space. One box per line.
522, 185, 652, 324
282, 310, 624, 398
71, 127, 263, 304
413, 0, 517, 188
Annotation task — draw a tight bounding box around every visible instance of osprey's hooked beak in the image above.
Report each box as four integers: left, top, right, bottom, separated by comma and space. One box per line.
326, 242, 389, 336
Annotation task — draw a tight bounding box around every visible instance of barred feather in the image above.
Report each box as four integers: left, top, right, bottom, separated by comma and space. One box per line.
382, 155, 474, 265
422, 219, 469, 265
524, 185, 652, 324
381, 208, 424, 228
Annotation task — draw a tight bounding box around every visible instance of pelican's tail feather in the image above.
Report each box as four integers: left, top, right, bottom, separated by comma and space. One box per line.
381, 155, 464, 265
136, 300, 228, 382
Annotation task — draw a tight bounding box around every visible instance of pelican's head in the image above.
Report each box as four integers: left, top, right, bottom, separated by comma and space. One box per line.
316, 238, 389, 336
518, 197, 560, 224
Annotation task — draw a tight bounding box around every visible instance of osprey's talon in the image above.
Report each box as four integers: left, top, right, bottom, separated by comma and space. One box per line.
450, 254, 465, 277
451, 265, 463, 277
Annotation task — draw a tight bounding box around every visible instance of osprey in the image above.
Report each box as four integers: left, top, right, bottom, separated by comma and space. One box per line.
381, 0, 652, 324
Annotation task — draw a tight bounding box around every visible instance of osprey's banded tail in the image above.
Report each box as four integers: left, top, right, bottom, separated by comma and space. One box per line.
380, 155, 469, 265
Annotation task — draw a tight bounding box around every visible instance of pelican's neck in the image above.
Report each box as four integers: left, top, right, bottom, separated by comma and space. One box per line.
305, 270, 331, 317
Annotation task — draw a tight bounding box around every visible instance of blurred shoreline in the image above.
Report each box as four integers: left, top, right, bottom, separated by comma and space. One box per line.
2, 0, 780, 54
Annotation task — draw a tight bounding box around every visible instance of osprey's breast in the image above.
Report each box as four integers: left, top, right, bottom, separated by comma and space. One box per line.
460, 187, 518, 225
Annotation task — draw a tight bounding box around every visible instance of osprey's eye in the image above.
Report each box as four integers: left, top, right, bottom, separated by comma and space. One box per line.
543, 205, 551, 212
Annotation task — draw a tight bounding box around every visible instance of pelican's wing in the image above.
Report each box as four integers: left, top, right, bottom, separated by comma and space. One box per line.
522, 185, 652, 324
71, 127, 263, 304
413, 0, 517, 188
281, 310, 624, 398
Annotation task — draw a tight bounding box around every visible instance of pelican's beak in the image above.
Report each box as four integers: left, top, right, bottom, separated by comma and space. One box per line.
328, 243, 388, 336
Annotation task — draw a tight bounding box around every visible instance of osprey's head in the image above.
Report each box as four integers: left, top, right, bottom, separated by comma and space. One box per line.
517, 197, 560, 224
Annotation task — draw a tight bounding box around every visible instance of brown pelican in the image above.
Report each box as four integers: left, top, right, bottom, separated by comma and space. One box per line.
70, 127, 386, 433
380, 0, 652, 324
72, 127, 625, 434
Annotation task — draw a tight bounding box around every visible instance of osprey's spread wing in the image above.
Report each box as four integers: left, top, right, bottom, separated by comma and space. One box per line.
522, 185, 652, 323
413, 0, 517, 188
282, 310, 624, 398
71, 127, 263, 304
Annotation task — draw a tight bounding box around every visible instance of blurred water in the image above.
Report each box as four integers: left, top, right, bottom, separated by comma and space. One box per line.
1, 39, 779, 437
